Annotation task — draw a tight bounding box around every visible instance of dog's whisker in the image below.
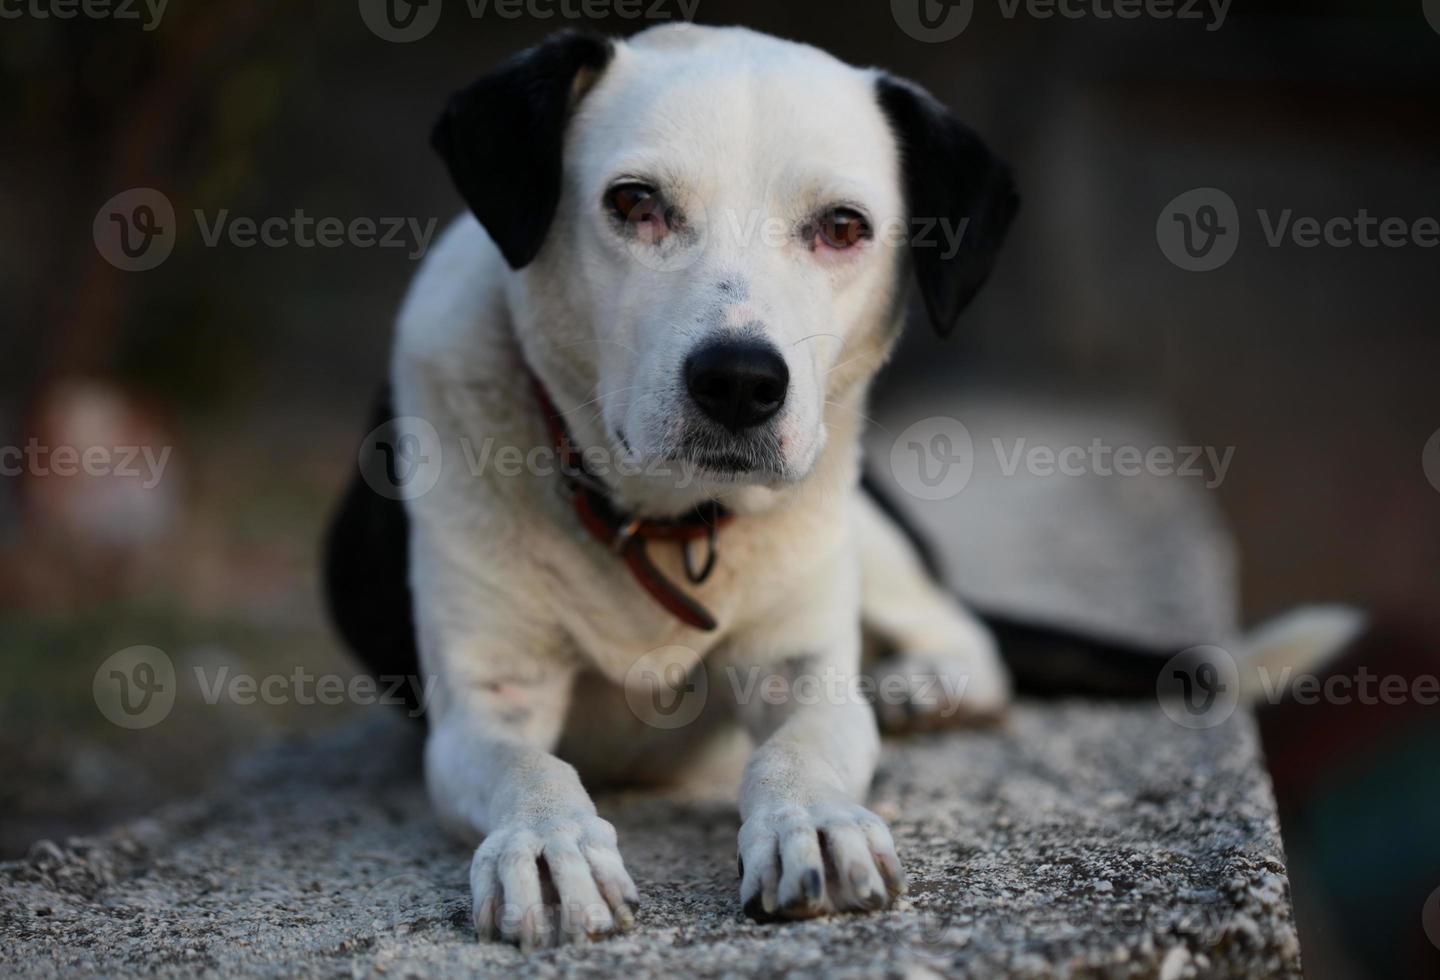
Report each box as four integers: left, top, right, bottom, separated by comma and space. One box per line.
825, 399, 890, 435
791, 332, 842, 348
559, 385, 640, 419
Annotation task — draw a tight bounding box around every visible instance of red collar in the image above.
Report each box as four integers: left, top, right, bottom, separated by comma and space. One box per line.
531, 375, 733, 632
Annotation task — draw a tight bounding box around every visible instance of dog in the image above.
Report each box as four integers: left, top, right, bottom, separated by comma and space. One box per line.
327, 23, 1025, 948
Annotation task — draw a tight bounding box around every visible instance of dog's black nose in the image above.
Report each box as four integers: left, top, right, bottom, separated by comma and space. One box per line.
684, 340, 789, 432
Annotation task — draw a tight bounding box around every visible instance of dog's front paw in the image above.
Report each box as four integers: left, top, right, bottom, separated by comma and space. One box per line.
737, 802, 906, 922
470, 816, 640, 949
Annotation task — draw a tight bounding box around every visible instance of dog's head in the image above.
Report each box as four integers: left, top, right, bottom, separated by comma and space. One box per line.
433, 26, 1018, 497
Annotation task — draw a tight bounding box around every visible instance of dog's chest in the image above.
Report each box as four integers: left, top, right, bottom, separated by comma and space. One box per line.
532, 506, 840, 684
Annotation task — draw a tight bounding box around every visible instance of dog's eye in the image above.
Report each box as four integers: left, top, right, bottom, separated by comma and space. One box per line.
815, 208, 872, 250
607, 183, 655, 221
605, 183, 670, 242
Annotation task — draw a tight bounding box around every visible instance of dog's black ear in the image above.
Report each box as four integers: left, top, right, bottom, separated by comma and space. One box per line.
432, 31, 615, 270
876, 76, 1020, 337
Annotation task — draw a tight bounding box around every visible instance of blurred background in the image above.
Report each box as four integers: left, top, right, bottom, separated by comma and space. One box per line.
1, 1, 1437, 977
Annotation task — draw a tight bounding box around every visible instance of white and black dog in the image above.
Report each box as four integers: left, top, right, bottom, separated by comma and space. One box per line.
325, 24, 1322, 949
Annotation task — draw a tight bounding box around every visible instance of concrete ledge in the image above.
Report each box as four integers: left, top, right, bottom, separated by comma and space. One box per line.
1, 703, 1299, 979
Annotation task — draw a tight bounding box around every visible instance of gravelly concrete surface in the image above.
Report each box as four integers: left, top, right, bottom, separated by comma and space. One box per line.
0, 704, 1299, 979
1, 404, 1299, 978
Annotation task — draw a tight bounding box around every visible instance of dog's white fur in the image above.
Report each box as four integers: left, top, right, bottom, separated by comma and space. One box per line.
391, 25, 1009, 947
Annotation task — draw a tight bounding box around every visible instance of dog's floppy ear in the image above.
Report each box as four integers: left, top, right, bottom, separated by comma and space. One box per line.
876, 75, 1020, 337
432, 31, 615, 270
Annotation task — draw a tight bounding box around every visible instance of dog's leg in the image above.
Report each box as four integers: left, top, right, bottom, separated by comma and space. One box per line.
725, 562, 907, 921
425, 662, 642, 948
412, 545, 640, 950
857, 490, 1011, 731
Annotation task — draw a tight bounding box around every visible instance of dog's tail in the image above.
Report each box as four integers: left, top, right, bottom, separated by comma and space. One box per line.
971, 602, 1367, 700
859, 468, 1368, 699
